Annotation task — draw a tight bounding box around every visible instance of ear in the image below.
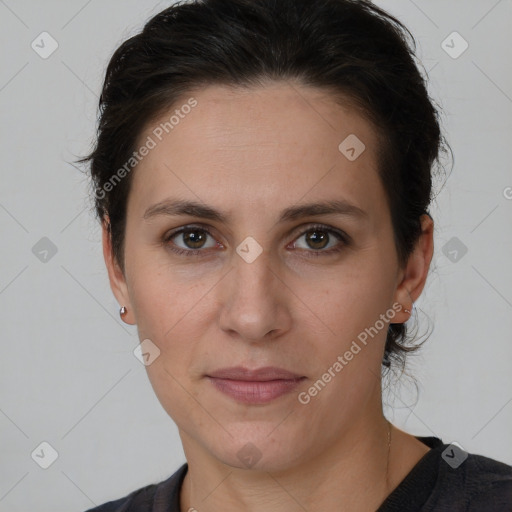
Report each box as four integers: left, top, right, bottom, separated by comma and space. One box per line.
392, 214, 434, 322
102, 217, 136, 325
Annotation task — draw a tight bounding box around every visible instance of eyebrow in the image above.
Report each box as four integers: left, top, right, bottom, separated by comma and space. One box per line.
143, 198, 368, 224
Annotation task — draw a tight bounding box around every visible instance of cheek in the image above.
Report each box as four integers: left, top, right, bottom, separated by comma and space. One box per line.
297, 256, 396, 387
302, 255, 393, 335
126, 256, 217, 372
127, 251, 207, 336
131, 269, 207, 421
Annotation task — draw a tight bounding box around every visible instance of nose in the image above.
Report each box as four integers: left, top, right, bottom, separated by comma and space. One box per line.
218, 244, 292, 342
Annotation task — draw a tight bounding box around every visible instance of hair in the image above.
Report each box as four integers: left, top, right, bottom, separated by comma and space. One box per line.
78, 0, 448, 373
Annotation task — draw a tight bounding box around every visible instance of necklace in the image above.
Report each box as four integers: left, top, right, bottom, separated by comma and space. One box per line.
181, 421, 395, 511
385, 420, 392, 494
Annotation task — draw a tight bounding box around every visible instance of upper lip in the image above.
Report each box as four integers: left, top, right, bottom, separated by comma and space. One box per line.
206, 366, 304, 381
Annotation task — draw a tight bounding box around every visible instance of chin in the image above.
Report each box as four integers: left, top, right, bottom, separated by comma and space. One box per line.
209, 431, 304, 473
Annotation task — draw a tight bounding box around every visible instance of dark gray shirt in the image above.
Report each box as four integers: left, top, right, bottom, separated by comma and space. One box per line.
85, 436, 512, 511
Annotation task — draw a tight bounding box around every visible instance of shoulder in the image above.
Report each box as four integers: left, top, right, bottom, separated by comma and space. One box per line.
459, 452, 512, 510
381, 436, 512, 511
83, 463, 188, 512
429, 446, 512, 511
83, 483, 157, 512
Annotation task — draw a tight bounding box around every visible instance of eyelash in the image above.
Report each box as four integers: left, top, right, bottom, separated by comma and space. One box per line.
163, 224, 350, 258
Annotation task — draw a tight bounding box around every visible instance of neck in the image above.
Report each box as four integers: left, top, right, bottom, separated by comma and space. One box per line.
179, 417, 395, 512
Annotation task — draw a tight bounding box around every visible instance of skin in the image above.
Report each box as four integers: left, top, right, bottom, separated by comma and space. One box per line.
103, 81, 434, 511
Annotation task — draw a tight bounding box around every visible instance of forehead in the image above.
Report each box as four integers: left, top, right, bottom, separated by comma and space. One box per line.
128, 82, 387, 225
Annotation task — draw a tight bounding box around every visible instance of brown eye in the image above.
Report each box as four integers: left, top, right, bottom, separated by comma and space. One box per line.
181, 229, 208, 249
292, 224, 349, 256
304, 229, 330, 250
164, 226, 219, 256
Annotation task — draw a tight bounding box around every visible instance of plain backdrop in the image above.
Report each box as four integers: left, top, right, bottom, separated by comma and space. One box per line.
0, 1, 511, 510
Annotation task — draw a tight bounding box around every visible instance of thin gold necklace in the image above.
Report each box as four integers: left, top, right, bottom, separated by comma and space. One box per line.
182, 422, 395, 511
385, 420, 392, 494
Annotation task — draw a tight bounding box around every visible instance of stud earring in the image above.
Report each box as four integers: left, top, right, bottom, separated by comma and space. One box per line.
119, 306, 127, 318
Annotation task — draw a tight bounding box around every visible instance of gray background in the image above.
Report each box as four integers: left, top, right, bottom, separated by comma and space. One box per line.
0, 0, 511, 510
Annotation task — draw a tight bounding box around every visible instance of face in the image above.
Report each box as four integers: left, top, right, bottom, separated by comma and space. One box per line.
104, 81, 432, 472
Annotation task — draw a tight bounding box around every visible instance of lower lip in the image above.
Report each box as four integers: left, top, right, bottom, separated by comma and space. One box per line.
207, 377, 306, 404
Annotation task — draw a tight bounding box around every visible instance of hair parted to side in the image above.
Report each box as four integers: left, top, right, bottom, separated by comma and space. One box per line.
78, 0, 449, 373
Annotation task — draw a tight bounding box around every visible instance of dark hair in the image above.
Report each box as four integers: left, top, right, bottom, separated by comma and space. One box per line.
78, 0, 447, 372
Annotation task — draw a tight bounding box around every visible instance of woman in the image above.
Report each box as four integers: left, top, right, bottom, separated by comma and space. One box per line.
81, 0, 512, 510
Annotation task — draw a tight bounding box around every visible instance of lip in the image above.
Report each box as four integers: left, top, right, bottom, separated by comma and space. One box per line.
207, 376, 306, 404
206, 366, 304, 381
205, 366, 306, 404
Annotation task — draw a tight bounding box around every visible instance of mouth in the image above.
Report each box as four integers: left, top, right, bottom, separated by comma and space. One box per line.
206, 365, 305, 381
206, 376, 306, 404
205, 366, 306, 404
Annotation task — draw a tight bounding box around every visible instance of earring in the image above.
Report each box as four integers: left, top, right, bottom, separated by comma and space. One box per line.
119, 306, 127, 318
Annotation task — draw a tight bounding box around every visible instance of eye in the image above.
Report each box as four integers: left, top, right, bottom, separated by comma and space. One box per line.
164, 225, 220, 257
290, 224, 349, 256
163, 223, 349, 258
